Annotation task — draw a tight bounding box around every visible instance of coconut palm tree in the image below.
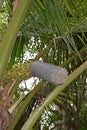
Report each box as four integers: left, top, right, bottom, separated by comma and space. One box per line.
0, 0, 87, 130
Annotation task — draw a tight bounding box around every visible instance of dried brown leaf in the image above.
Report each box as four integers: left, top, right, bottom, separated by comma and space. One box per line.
0, 105, 12, 130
